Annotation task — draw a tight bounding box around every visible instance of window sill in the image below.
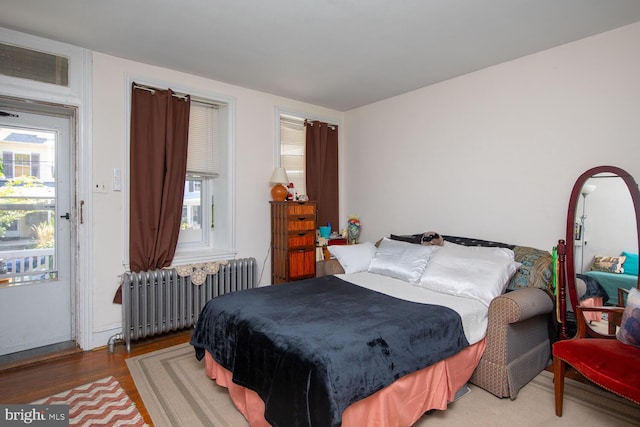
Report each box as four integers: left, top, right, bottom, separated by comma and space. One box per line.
171, 248, 237, 266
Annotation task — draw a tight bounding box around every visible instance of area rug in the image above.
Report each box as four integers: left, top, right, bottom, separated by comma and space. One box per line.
128, 343, 640, 427
32, 376, 147, 426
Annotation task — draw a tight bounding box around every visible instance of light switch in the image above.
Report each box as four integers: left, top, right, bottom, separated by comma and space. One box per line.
113, 168, 121, 191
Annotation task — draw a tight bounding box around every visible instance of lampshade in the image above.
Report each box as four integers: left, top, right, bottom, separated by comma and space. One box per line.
270, 167, 289, 185
270, 167, 289, 201
581, 184, 596, 197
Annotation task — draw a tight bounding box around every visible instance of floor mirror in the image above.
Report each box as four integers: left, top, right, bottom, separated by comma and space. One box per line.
557, 165, 640, 339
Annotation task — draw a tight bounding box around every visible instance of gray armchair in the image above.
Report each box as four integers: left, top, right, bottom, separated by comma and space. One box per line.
469, 287, 554, 398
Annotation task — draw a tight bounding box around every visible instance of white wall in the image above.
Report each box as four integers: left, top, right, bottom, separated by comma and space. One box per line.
91, 53, 342, 346
343, 22, 640, 252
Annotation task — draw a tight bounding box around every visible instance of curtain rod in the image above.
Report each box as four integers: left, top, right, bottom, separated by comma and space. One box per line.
133, 83, 189, 100
304, 119, 337, 130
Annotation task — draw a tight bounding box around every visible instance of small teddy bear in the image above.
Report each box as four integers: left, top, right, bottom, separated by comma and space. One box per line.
421, 231, 444, 246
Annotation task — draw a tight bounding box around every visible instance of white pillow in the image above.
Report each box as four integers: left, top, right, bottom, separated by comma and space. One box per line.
328, 242, 377, 274
368, 238, 438, 283
419, 242, 521, 306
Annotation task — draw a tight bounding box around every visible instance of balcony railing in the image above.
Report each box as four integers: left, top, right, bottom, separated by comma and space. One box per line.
0, 248, 56, 285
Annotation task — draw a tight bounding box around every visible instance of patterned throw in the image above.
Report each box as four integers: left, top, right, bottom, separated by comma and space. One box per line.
32, 376, 147, 426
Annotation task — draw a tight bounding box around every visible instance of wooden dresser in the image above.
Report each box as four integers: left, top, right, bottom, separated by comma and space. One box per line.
271, 201, 317, 284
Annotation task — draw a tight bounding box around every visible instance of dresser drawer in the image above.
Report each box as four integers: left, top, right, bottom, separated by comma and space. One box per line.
287, 203, 316, 216
288, 248, 316, 280
287, 218, 316, 232
289, 231, 315, 247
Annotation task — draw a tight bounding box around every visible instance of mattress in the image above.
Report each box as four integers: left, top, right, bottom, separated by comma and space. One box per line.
336, 270, 489, 344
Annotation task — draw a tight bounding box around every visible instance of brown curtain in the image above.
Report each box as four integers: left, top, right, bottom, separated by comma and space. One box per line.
305, 121, 339, 230
129, 83, 190, 273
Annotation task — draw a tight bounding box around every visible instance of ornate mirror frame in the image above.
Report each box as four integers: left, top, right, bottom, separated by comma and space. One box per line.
558, 165, 640, 339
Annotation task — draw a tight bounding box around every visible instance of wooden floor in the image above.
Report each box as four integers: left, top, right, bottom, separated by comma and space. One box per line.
0, 330, 192, 426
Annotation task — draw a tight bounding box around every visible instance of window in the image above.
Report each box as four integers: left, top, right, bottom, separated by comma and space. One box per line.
126, 78, 236, 265
178, 100, 219, 246
173, 94, 234, 262
14, 153, 31, 177
0, 42, 69, 87
279, 114, 306, 196
2, 151, 44, 180
277, 110, 340, 228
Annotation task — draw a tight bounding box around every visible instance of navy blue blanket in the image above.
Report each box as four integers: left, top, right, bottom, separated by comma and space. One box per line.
577, 273, 609, 304
191, 275, 469, 427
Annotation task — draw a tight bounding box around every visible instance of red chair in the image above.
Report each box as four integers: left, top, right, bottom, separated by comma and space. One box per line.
552, 302, 640, 416
554, 165, 640, 416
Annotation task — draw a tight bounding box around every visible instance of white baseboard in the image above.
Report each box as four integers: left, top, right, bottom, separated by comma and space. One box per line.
91, 323, 123, 350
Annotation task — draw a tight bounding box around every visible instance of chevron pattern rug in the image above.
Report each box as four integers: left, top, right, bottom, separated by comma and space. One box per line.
32, 376, 147, 426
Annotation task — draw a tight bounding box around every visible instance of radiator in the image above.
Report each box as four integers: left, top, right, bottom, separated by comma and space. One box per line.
121, 258, 257, 352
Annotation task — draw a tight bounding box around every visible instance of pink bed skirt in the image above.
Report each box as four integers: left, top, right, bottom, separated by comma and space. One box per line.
204, 338, 486, 427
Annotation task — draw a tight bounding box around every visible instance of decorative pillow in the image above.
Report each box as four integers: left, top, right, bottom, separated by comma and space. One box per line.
506, 246, 554, 292
390, 232, 444, 246
591, 256, 626, 274
419, 242, 521, 306
368, 237, 438, 283
327, 242, 377, 274
622, 251, 639, 276
389, 233, 424, 244
616, 288, 640, 348
442, 235, 515, 250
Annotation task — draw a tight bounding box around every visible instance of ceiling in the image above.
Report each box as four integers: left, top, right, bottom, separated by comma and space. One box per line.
2, 0, 640, 111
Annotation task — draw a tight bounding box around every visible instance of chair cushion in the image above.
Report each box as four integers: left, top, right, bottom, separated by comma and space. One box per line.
553, 338, 640, 404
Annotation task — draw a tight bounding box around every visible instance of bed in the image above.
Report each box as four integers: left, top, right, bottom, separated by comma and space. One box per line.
583, 270, 638, 306
190, 235, 555, 427
587, 252, 640, 307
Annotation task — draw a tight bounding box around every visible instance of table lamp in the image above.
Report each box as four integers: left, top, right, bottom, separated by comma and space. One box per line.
270, 167, 289, 201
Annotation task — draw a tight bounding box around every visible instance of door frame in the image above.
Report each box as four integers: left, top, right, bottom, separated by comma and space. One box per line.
0, 27, 93, 350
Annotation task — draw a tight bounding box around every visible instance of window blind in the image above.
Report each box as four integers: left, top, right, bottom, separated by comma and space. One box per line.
187, 101, 219, 176
280, 115, 306, 195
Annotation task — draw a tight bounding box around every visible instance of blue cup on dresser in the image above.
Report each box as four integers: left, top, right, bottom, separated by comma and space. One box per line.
319, 226, 331, 238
